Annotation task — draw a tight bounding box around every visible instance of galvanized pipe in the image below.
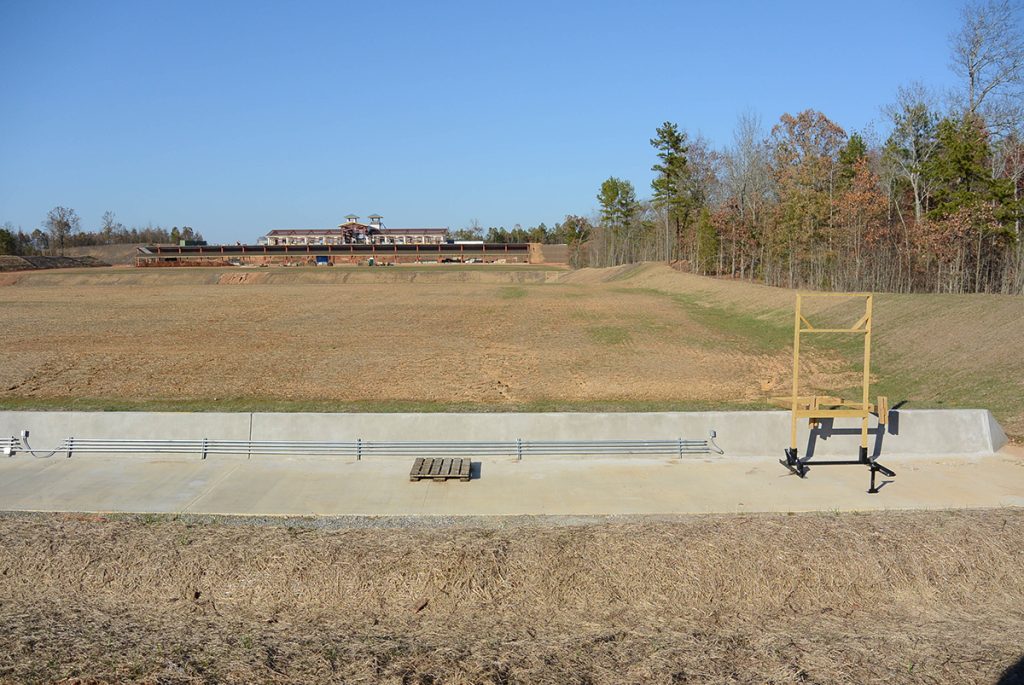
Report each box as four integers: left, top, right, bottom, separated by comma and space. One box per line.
9, 434, 722, 459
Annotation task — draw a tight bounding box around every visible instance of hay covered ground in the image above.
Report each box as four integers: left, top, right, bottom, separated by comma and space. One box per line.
1, 262, 1022, 437
1, 510, 1023, 684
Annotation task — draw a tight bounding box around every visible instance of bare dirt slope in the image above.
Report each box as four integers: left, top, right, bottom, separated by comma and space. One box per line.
1, 263, 1021, 436
0, 255, 108, 272
64, 243, 150, 265
0, 510, 1022, 684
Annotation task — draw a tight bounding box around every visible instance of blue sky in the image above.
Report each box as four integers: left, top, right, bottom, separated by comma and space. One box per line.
0, 0, 964, 242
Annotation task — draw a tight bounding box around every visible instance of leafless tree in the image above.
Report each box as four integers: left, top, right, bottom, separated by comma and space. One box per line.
721, 111, 773, 279
950, 0, 1024, 134
883, 83, 942, 224
44, 206, 80, 255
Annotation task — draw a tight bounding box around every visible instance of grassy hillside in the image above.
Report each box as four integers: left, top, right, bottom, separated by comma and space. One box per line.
1, 262, 1021, 438
586, 264, 1024, 438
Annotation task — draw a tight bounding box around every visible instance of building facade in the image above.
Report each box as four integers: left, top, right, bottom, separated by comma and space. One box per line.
263, 215, 447, 246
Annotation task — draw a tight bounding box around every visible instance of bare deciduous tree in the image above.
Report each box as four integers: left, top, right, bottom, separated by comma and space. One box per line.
950, 0, 1024, 133
44, 206, 80, 255
883, 83, 942, 224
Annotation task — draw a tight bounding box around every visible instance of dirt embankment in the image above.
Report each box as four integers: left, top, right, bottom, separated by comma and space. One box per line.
0, 510, 1022, 684
0, 254, 109, 273
64, 243, 150, 265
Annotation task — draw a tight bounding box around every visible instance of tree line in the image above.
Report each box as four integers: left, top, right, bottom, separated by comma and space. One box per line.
448, 221, 576, 245
0, 207, 204, 256
580, 0, 1024, 294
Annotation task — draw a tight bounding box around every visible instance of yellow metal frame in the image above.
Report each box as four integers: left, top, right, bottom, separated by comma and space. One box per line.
771, 293, 887, 456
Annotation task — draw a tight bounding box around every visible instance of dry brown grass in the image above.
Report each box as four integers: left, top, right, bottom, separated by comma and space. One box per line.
1, 510, 1023, 684
0, 266, 796, 410
0, 265, 865, 414
1, 261, 1022, 431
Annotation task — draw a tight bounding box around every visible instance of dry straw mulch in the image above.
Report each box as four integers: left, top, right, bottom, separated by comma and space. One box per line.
1, 510, 1023, 684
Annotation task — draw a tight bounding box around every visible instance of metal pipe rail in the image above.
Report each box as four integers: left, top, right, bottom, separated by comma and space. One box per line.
7, 434, 723, 460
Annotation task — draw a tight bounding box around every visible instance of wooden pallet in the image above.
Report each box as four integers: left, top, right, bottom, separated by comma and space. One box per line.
410, 457, 471, 482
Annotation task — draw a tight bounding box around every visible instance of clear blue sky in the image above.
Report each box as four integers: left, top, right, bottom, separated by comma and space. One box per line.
0, 0, 965, 243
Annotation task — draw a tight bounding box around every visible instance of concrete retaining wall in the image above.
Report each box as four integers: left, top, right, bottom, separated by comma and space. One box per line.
0, 409, 1007, 460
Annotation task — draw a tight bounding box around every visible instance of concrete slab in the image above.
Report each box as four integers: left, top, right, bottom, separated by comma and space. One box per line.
0, 409, 1008, 459
2, 411, 252, 459
1, 452, 1021, 516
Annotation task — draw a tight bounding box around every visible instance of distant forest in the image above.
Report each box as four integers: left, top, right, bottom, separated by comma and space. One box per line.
0, 209, 204, 257
563, 0, 1024, 294
448, 222, 574, 245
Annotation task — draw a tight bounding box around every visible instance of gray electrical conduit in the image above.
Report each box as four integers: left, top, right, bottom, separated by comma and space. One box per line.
6, 432, 725, 458
13, 434, 64, 459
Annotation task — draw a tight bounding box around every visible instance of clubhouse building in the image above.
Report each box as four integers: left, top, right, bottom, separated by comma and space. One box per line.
261, 215, 448, 246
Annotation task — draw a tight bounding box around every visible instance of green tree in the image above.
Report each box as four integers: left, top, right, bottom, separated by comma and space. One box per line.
560, 214, 592, 268
926, 115, 1021, 291
485, 227, 510, 243
170, 227, 182, 243
650, 121, 694, 257
597, 177, 639, 264
509, 224, 530, 242
598, 177, 638, 228
0, 225, 16, 255
838, 133, 868, 186
927, 115, 1015, 220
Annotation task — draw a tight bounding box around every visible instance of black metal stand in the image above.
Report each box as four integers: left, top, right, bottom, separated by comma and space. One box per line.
781, 446, 895, 494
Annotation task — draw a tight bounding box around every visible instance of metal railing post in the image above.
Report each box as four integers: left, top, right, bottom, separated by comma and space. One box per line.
517, 438, 522, 461
357, 438, 362, 461
66, 437, 73, 459
201, 438, 207, 460
678, 438, 683, 459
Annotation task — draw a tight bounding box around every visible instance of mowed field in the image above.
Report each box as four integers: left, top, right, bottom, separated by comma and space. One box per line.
1, 262, 1023, 436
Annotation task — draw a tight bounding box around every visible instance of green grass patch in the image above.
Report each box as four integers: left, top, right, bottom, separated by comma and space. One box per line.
666, 292, 792, 353
586, 325, 631, 345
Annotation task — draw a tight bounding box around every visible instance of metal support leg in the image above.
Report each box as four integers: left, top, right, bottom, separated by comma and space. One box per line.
782, 447, 807, 477
867, 461, 896, 494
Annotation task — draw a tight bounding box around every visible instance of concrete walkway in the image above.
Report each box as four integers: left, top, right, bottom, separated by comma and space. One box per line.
1, 450, 1021, 516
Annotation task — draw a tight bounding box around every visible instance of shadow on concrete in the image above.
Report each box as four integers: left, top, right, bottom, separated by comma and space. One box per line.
803, 407, 903, 461
996, 655, 1024, 684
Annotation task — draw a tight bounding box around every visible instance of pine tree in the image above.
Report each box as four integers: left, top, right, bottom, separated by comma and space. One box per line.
650, 122, 694, 258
